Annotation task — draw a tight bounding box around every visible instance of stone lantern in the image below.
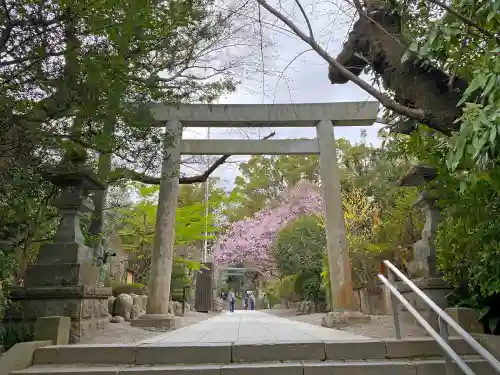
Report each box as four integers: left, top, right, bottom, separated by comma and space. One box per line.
396, 165, 451, 330
5, 163, 112, 343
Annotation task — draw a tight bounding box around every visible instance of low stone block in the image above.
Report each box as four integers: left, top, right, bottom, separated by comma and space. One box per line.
445, 307, 483, 335
324, 340, 386, 360
130, 314, 177, 330
0, 340, 52, 375
303, 361, 416, 375
135, 343, 231, 365
321, 311, 371, 328
111, 316, 125, 323
34, 316, 70, 345
221, 363, 303, 375
232, 341, 325, 362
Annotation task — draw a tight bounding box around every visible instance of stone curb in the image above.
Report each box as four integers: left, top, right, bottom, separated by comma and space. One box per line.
32, 337, 475, 365
12, 358, 496, 375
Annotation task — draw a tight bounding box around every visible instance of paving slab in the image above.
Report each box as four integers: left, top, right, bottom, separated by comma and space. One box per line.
139, 311, 370, 344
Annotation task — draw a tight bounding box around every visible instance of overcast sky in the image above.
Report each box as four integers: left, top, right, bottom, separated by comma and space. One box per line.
182, 0, 383, 190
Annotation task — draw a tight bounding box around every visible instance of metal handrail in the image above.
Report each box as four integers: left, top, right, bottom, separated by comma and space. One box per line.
380, 259, 500, 375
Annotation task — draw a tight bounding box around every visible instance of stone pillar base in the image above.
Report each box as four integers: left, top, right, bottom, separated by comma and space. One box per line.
130, 313, 177, 330
396, 277, 451, 331
5, 285, 111, 343
446, 307, 484, 335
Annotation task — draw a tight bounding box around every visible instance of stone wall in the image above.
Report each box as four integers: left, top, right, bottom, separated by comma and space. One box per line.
352, 286, 391, 315
396, 277, 451, 330
296, 300, 328, 314
6, 285, 110, 343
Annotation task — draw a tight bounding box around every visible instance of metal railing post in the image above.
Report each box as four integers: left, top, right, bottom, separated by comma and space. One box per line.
439, 316, 455, 375
388, 269, 402, 339
380, 259, 500, 374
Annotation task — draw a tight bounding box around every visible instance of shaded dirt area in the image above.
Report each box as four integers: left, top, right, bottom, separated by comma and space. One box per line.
80, 312, 217, 344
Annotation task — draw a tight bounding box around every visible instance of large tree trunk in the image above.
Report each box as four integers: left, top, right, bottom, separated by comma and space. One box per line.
328, 0, 469, 135
88, 161, 110, 262
88, 118, 115, 260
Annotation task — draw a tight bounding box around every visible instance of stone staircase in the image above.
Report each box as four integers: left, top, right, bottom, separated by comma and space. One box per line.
13, 337, 498, 375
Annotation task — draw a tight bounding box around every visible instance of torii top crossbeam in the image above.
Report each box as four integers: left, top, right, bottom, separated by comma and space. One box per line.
150, 101, 379, 127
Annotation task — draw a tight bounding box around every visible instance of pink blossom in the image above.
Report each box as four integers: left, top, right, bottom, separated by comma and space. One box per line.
213, 181, 323, 268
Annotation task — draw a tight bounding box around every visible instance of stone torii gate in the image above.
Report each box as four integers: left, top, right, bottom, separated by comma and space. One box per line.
131, 101, 379, 328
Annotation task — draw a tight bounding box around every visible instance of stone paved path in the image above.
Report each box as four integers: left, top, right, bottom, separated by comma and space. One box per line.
139, 310, 370, 344
82, 310, 426, 345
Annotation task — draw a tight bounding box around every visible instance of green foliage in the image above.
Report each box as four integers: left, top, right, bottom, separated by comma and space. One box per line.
275, 275, 298, 302
263, 286, 281, 307
112, 283, 147, 296
116, 183, 222, 284
2, 0, 238, 157
320, 255, 331, 309
436, 179, 500, 331
0, 248, 17, 318
0, 0, 246, 315
385, 126, 500, 332
0, 322, 34, 350
272, 215, 326, 303
170, 261, 192, 301
397, 0, 500, 181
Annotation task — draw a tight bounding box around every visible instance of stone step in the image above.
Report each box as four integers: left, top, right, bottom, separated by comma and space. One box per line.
32, 338, 476, 366
14, 358, 496, 375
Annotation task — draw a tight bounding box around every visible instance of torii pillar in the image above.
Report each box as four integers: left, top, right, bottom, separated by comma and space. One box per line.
131, 119, 182, 329
317, 120, 354, 310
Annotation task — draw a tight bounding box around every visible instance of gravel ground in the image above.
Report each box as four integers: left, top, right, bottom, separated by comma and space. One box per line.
281, 312, 428, 339
80, 312, 217, 345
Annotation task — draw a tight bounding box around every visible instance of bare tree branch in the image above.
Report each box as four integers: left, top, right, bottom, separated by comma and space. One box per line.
109, 131, 276, 185
294, 0, 314, 38
256, 0, 428, 123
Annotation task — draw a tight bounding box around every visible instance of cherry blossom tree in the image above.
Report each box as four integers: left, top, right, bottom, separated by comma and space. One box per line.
213, 180, 323, 269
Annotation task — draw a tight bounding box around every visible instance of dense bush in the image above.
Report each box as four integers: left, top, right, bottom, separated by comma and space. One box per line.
271, 215, 326, 304
437, 180, 500, 334
170, 262, 191, 302
0, 247, 17, 320
0, 322, 34, 350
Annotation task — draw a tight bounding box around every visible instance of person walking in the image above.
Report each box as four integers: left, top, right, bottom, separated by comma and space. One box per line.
228, 289, 236, 313
249, 292, 256, 311
243, 294, 249, 310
